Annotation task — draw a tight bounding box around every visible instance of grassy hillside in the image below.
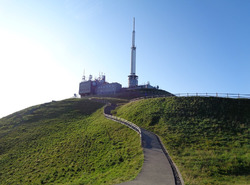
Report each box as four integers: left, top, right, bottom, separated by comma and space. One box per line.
115, 97, 250, 185
0, 98, 143, 185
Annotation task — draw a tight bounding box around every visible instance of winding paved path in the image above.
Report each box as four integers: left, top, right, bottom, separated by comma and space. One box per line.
118, 128, 175, 185
104, 104, 177, 185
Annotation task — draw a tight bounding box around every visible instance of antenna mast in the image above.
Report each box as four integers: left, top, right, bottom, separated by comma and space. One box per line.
128, 17, 138, 88
130, 17, 136, 75
82, 69, 86, 81
132, 17, 135, 47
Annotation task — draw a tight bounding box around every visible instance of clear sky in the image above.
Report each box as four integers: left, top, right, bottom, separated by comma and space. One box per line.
0, 0, 250, 118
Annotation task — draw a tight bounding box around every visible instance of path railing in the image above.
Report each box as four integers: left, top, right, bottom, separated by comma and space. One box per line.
175, 93, 250, 99
104, 114, 141, 135
130, 93, 250, 102
103, 105, 142, 144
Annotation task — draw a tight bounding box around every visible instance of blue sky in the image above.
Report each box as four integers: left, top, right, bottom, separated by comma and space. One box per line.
0, 0, 249, 117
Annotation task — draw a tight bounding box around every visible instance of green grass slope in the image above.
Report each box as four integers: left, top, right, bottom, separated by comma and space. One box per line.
115, 97, 250, 185
0, 99, 143, 185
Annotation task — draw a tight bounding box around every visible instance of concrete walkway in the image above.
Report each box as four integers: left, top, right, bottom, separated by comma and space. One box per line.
118, 128, 175, 185
103, 104, 177, 185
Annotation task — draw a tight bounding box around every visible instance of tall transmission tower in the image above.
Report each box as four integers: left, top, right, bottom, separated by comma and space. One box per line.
128, 17, 138, 88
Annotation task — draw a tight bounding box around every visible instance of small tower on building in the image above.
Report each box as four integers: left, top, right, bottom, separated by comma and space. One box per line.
128, 17, 138, 88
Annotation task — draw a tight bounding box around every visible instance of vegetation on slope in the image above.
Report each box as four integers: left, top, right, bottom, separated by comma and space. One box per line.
0, 98, 143, 185
115, 97, 250, 185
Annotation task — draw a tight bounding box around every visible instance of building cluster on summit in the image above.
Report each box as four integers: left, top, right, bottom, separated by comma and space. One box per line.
79, 18, 156, 98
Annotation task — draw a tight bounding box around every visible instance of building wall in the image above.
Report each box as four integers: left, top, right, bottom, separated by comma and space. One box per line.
96, 83, 122, 95
79, 81, 92, 96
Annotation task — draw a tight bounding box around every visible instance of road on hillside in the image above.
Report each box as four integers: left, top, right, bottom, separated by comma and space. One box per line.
103, 103, 177, 185
118, 128, 175, 185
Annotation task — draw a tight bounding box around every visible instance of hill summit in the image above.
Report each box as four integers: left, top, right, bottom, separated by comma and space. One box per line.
0, 96, 249, 185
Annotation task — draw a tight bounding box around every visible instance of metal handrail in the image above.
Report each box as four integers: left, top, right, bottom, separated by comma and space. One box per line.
130, 93, 250, 102
104, 113, 141, 135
